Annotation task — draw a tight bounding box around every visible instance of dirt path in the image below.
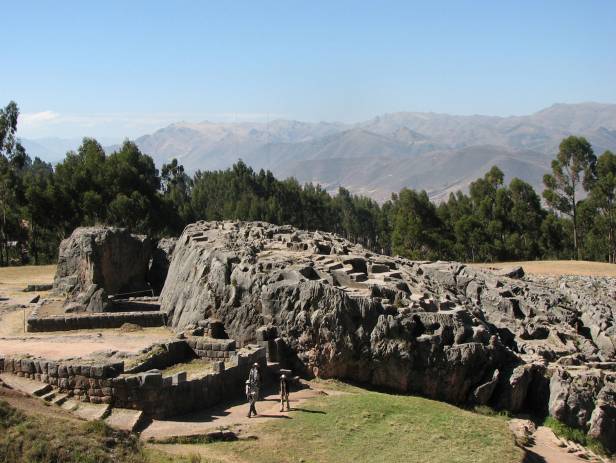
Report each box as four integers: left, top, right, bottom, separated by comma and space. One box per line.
518, 424, 607, 463
141, 385, 330, 441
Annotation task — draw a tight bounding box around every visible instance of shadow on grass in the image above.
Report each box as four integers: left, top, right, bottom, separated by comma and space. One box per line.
292, 407, 326, 414
254, 414, 291, 419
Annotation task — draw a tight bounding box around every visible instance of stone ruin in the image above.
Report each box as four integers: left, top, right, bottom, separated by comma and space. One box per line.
4, 220, 616, 450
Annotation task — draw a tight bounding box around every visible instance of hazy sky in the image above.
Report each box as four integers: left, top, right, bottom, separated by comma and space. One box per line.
3, 0, 615, 140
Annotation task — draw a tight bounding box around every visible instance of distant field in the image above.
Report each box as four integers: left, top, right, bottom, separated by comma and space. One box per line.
471, 260, 616, 278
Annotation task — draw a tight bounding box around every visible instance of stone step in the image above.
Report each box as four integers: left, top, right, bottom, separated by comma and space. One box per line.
324, 262, 343, 271
349, 272, 368, 282
39, 390, 70, 405
0, 373, 52, 397
62, 399, 111, 421
105, 408, 145, 432
41, 391, 56, 402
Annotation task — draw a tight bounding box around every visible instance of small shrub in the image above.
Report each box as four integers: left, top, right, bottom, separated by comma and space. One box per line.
472, 405, 511, 419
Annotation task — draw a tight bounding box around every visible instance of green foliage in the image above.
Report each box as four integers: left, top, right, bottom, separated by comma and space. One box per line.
542, 416, 607, 456
588, 150, 616, 262
542, 136, 596, 259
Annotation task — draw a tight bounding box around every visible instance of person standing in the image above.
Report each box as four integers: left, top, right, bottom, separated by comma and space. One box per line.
249, 362, 261, 399
279, 374, 290, 412
246, 380, 257, 418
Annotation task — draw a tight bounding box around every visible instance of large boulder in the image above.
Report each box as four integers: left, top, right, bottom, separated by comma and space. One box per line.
548, 369, 604, 430
588, 384, 616, 453
54, 227, 152, 305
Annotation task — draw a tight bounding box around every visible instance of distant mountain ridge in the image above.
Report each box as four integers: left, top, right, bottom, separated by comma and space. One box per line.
21, 103, 616, 202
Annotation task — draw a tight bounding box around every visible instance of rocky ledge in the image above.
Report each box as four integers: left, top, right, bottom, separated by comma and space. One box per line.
157, 220, 613, 450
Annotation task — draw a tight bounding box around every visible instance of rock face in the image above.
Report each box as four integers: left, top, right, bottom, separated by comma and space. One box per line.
54, 227, 152, 307
160, 220, 616, 446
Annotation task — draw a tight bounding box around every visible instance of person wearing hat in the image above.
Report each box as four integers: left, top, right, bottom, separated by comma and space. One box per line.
246, 380, 258, 418
248, 362, 261, 399
279, 373, 290, 412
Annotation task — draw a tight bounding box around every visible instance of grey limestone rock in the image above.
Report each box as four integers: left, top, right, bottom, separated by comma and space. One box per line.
157, 220, 616, 446
53, 227, 152, 305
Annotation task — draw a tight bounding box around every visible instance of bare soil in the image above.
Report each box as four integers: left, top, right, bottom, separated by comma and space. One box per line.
0, 264, 174, 361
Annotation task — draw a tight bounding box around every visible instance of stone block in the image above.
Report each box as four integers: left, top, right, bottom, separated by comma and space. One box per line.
213, 361, 225, 374
47, 362, 58, 376
172, 372, 187, 386
256, 326, 269, 341
141, 371, 163, 388
91, 365, 105, 379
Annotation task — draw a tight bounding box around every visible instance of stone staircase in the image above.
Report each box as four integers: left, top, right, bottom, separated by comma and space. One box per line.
0, 372, 144, 432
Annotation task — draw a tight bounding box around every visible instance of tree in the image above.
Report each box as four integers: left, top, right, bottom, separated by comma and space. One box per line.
589, 151, 616, 262
543, 136, 596, 259
391, 189, 443, 259
0, 101, 29, 265
22, 158, 55, 263
508, 178, 545, 259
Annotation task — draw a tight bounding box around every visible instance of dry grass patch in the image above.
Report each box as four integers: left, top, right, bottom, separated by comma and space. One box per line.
0, 265, 56, 296
470, 260, 616, 277
161, 359, 216, 379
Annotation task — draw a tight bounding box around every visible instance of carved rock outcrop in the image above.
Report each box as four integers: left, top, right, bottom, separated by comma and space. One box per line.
160, 220, 616, 447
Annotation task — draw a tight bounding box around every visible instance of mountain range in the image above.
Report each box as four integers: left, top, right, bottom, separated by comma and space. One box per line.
22, 103, 616, 202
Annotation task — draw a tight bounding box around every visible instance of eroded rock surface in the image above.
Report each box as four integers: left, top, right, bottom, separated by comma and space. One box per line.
160, 220, 616, 445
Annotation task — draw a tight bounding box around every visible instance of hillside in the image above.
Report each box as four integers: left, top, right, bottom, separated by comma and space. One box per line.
21, 102, 616, 201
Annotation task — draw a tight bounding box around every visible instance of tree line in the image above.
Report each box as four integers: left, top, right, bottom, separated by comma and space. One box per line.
1, 100, 615, 265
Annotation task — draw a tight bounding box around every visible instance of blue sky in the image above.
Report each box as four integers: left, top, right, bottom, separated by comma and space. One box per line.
3, 0, 615, 140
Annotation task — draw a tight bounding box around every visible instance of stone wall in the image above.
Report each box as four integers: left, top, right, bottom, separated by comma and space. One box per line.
27, 308, 166, 332
0, 345, 267, 419
185, 336, 236, 361
125, 340, 196, 374
112, 345, 266, 418
0, 356, 124, 404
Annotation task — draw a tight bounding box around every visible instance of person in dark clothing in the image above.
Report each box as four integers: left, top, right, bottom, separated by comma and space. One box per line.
246, 380, 258, 418
249, 362, 261, 399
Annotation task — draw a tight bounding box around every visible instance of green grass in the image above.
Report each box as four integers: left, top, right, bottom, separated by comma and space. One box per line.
542, 416, 607, 456
203, 387, 523, 463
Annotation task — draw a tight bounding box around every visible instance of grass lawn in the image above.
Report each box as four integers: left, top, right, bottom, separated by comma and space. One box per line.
154, 384, 524, 463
